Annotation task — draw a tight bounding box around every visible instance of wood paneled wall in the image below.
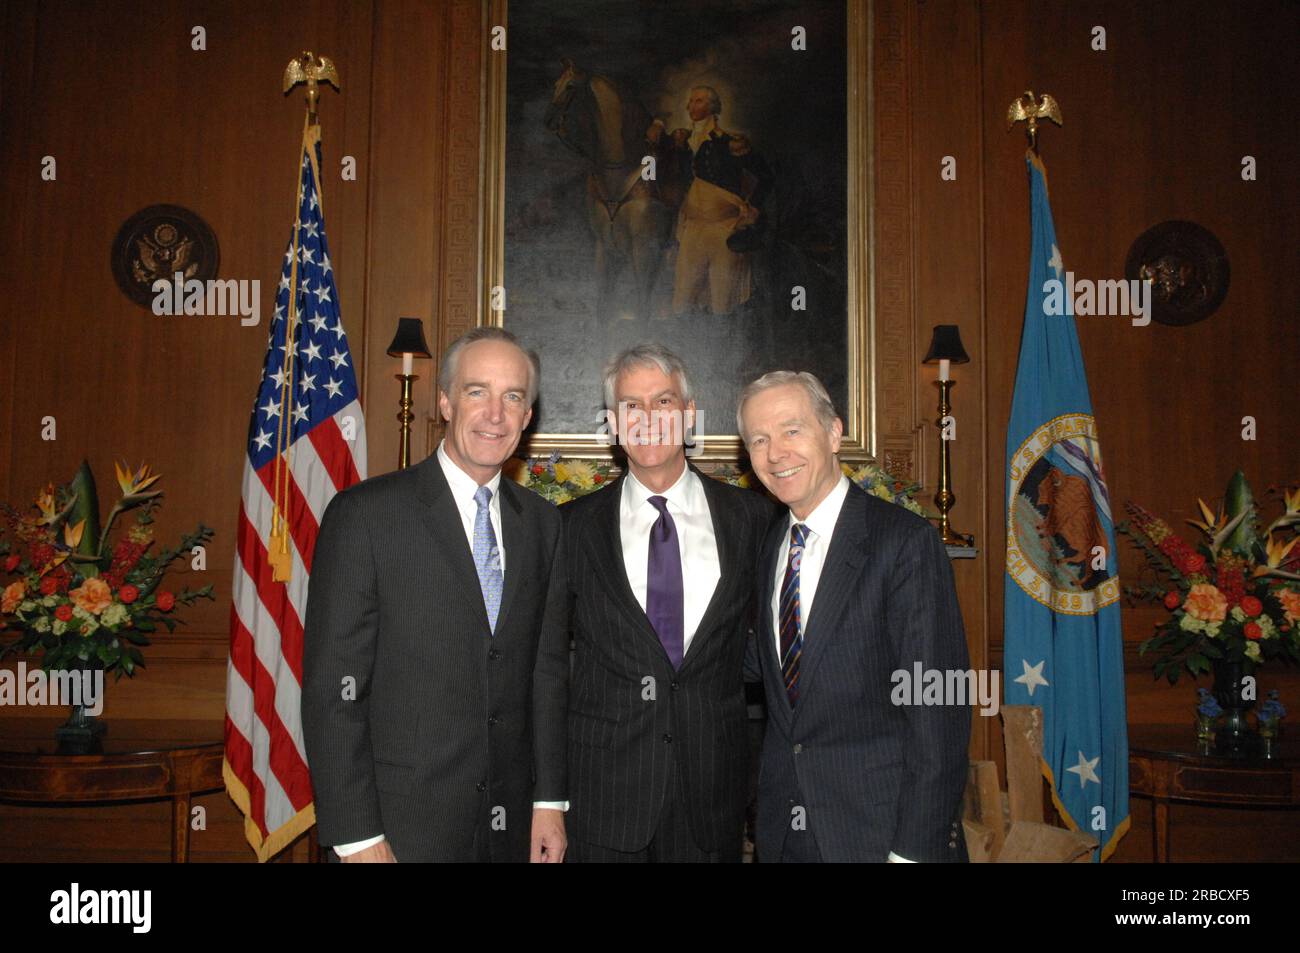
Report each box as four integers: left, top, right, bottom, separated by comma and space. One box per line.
1, 0, 1295, 862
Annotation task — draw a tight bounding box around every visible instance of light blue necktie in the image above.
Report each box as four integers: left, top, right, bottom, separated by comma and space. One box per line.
472, 485, 503, 633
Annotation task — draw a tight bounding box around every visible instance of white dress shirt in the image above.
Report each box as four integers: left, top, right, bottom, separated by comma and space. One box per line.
768, 474, 913, 864
769, 475, 850, 656
621, 463, 720, 655
335, 443, 561, 858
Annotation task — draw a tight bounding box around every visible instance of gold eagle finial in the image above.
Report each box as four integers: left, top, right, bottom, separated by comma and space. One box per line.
283, 51, 340, 122
1006, 90, 1063, 152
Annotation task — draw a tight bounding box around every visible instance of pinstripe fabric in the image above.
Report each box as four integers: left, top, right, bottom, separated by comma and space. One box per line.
563, 466, 777, 856
301, 453, 569, 862
746, 483, 971, 863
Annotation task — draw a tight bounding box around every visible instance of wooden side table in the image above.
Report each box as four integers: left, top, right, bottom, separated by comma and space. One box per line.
1128, 724, 1299, 862
0, 717, 224, 862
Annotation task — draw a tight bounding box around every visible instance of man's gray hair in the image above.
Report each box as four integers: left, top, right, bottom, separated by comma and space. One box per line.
691, 85, 722, 116
603, 343, 693, 410
736, 370, 838, 442
438, 326, 541, 405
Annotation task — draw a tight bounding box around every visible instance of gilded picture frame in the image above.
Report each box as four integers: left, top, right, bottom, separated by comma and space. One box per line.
477, 0, 875, 465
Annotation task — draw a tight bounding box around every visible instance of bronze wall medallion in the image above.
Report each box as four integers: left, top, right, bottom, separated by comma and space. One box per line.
110, 204, 220, 309
1124, 220, 1229, 327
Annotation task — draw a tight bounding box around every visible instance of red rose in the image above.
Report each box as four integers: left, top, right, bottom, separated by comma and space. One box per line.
156, 591, 176, 612
1163, 591, 1182, 610
1244, 622, 1262, 641
1240, 596, 1263, 617
1183, 554, 1206, 574
3, 554, 19, 573
531, 465, 544, 476
54, 604, 74, 622
119, 584, 139, 604
39, 576, 59, 596
593, 474, 604, 484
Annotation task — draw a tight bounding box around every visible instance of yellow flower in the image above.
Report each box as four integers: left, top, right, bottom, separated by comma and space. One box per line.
1244, 641, 1262, 662
1254, 533, 1300, 577
114, 460, 162, 498
69, 577, 113, 615
553, 462, 570, 484
35, 484, 58, 525
63, 519, 86, 549
1279, 589, 1300, 624
563, 460, 596, 489
2, 580, 26, 615
1183, 584, 1228, 622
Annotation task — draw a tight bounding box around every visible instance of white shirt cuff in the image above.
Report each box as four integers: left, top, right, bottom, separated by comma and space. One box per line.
334, 834, 385, 857
533, 801, 569, 811
887, 851, 916, 863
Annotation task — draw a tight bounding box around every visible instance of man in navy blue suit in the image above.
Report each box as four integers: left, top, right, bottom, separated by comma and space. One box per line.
738, 370, 970, 862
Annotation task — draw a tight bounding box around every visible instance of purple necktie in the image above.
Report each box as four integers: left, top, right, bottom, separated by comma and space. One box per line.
645, 495, 685, 669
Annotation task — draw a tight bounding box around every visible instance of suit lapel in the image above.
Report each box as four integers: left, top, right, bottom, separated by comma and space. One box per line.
679, 466, 733, 668
758, 511, 794, 722
413, 453, 491, 635
586, 476, 667, 657
495, 480, 528, 634
797, 484, 872, 699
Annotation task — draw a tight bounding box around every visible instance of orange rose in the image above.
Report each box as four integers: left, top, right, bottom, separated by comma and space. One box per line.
1183, 583, 1228, 622
1, 580, 26, 614
69, 577, 113, 615
1278, 589, 1300, 624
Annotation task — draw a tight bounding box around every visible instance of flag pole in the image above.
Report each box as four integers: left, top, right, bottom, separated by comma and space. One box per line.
268, 53, 341, 582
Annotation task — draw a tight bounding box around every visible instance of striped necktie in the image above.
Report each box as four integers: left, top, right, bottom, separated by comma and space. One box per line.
779, 523, 809, 706
473, 485, 503, 633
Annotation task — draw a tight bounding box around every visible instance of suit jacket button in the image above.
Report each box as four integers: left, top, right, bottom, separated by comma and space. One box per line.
476, 781, 487, 792
488, 715, 499, 726
489, 648, 502, 660
663, 733, 673, 743
949, 840, 957, 848
670, 681, 680, 692
793, 743, 803, 754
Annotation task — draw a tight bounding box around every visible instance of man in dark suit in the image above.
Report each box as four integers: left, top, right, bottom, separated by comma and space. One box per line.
738, 370, 970, 862
302, 327, 568, 863
564, 344, 775, 862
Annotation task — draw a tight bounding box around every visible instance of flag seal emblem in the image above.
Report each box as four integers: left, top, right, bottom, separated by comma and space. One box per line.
1007, 412, 1120, 616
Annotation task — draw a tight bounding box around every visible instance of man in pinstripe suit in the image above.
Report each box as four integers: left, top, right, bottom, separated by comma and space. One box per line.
738, 370, 970, 862
303, 328, 569, 863
563, 344, 776, 862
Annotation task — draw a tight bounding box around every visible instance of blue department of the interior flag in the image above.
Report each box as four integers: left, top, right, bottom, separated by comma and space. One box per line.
1003, 152, 1130, 861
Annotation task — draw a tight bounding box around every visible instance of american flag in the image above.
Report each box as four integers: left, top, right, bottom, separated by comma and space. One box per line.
223, 122, 367, 861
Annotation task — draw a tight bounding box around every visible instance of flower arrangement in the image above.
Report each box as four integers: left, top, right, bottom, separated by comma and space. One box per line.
505, 453, 618, 505
506, 453, 933, 518
719, 461, 932, 517
1194, 687, 1222, 741
0, 460, 214, 678
1195, 687, 1223, 719
1117, 471, 1300, 683
841, 462, 933, 518
1258, 689, 1286, 738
